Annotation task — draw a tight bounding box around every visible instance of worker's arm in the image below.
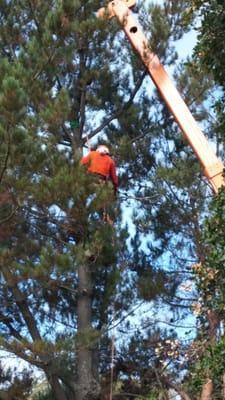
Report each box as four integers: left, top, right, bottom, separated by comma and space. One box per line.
80, 152, 91, 165
109, 160, 118, 189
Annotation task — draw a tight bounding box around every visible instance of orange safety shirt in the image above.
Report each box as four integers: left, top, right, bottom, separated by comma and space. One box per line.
80, 151, 118, 188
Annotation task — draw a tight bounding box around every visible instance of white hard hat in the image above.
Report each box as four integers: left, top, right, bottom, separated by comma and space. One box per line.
97, 145, 110, 154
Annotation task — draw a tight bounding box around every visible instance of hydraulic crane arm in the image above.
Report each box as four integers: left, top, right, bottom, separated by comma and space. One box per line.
97, 0, 225, 193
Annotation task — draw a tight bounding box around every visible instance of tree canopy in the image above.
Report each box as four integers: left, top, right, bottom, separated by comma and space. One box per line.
0, 0, 225, 399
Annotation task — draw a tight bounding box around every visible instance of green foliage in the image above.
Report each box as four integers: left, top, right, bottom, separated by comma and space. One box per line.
0, 76, 27, 116
184, 0, 225, 148
200, 187, 225, 312
191, 0, 225, 87
186, 336, 225, 398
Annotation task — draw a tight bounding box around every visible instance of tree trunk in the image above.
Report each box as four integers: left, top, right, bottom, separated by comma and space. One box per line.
0, 390, 11, 400
199, 310, 219, 400
76, 263, 100, 400
200, 379, 213, 400
207, 310, 219, 343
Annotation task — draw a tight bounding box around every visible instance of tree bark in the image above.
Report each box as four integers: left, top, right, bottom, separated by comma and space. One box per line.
207, 310, 219, 343
200, 379, 213, 400
76, 263, 99, 400
46, 373, 68, 400
0, 390, 11, 400
222, 373, 225, 399
199, 310, 219, 400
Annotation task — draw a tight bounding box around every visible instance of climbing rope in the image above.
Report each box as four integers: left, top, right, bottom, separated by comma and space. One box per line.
109, 303, 116, 400
84, 131, 91, 151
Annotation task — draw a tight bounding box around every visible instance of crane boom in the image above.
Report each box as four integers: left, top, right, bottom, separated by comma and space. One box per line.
97, 0, 225, 193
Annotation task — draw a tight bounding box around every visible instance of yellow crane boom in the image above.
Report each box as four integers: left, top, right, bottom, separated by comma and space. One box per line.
97, 0, 224, 193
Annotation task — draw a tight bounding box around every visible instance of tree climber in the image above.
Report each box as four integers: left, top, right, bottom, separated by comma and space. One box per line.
80, 145, 118, 194
80, 145, 118, 224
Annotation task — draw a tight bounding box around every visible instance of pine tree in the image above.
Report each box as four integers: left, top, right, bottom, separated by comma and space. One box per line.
0, 1, 125, 398
0, 0, 216, 399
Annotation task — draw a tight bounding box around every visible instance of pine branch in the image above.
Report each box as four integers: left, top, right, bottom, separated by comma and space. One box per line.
107, 301, 145, 332
142, 318, 196, 330
0, 315, 25, 342
83, 71, 147, 143
33, 50, 57, 81
1, 267, 42, 342
2, 341, 48, 369
27, 0, 42, 37
172, 295, 197, 302
0, 206, 18, 225
163, 298, 194, 309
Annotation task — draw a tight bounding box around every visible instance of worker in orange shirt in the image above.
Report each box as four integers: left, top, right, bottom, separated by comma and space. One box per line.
80, 145, 118, 193
80, 145, 118, 224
